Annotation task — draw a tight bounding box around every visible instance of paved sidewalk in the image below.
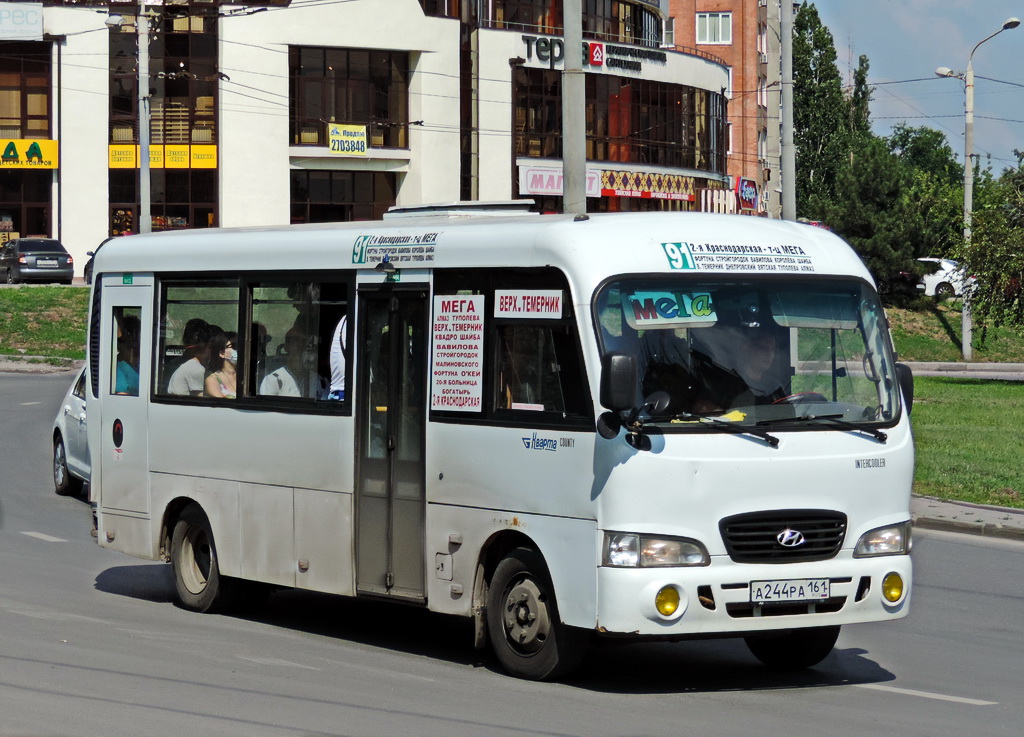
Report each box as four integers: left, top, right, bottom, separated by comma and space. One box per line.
912, 495, 1024, 541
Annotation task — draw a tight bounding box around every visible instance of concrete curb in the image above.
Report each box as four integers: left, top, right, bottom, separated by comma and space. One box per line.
0, 356, 83, 374
904, 361, 1024, 373
912, 495, 1024, 542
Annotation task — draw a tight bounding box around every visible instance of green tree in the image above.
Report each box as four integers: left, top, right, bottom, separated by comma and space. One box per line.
807, 135, 919, 297
847, 54, 872, 138
792, 2, 847, 214
886, 124, 962, 187
958, 154, 1024, 329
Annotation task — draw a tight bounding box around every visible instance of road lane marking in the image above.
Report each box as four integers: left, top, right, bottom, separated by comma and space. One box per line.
20, 531, 67, 543
237, 656, 320, 671
855, 683, 997, 706
20, 401, 42, 406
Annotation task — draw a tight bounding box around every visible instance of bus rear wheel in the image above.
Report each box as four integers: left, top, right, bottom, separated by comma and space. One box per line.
486, 548, 588, 680
171, 505, 235, 613
744, 625, 840, 669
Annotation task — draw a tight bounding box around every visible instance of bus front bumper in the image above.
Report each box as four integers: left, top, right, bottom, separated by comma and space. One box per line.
594, 554, 911, 637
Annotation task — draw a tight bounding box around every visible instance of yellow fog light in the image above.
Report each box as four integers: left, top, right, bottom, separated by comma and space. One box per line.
882, 572, 904, 602
655, 586, 680, 616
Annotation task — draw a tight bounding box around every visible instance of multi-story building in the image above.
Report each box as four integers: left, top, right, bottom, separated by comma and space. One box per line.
1, 0, 731, 273
668, 0, 779, 216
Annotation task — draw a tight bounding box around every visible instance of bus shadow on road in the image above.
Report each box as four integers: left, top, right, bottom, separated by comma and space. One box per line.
94, 563, 177, 604
566, 639, 895, 694
93, 568, 895, 693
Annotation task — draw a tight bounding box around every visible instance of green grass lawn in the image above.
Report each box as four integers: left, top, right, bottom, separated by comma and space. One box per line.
0, 285, 89, 359
911, 377, 1023, 508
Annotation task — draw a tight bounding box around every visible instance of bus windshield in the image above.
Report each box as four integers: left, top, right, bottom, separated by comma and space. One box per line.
594, 277, 901, 429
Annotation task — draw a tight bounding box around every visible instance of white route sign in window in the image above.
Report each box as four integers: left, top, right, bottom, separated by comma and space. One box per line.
431, 295, 485, 412
494, 290, 563, 319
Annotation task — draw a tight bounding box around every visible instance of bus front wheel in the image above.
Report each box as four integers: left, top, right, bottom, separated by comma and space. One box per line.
744, 625, 840, 669
171, 505, 234, 613
486, 548, 588, 680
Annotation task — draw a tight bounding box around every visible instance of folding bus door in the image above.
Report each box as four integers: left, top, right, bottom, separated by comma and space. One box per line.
355, 290, 428, 601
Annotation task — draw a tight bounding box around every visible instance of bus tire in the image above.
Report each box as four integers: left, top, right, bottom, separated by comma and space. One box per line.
744, 625, 840, 669
486, 548, 588, 681
170, 505, 235, 613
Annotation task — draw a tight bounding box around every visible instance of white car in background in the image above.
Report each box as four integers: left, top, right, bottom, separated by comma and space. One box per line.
52, 368, 90, 496
917, 257, 970, 299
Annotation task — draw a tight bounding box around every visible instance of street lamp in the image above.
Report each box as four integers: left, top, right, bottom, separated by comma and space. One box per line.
936, 17, 1019, 360
106, 3, 152, 235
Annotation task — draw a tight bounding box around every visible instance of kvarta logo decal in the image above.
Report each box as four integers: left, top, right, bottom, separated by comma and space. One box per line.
522, 433, 558, 452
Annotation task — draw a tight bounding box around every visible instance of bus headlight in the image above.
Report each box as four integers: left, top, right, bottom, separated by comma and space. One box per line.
604, 533, 709, 567
854, 522, 911, 557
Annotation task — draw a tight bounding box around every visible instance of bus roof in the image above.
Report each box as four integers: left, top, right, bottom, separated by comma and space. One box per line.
93, 212, 874, 294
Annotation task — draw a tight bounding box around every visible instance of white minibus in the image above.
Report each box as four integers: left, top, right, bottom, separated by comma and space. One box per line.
88, 206, 914, 680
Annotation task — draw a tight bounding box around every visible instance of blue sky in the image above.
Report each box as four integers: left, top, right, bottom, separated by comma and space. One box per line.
814, 0, 1023, 173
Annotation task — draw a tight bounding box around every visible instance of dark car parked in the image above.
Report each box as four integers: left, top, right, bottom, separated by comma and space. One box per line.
1, 238, 75, 284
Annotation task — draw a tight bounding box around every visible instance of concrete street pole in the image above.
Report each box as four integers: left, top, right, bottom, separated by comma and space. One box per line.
561, 0, 587, 215
961, 58, 974, 360
780, 0, 796, 220
138, 2, 152, 234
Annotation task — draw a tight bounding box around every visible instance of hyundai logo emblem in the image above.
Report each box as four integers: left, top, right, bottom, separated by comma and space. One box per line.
777, 529, 806, 547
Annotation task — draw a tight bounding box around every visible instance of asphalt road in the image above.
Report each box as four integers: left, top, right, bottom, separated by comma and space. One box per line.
2, 373, 1023, 737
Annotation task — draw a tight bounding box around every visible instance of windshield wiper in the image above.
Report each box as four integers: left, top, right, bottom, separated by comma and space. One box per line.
757, 413, 887, 443
668, 412, 780, 448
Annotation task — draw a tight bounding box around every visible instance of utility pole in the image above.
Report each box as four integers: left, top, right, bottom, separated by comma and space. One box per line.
780, 0, 796, 220
561, 0, 587, 215
137, 1, 152, 234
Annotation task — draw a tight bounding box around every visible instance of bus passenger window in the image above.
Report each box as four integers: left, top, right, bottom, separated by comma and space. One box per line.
496, 324, 587, 416
111, 306, 141, 396
157, 281, 240, 397
249, 281, 347, 401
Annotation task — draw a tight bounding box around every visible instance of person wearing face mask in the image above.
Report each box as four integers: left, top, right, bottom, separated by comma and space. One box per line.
204, 331, 239, 399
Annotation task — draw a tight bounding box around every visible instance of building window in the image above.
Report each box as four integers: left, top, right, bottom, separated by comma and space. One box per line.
108, 11, 219, 235
0, 42, 50, 139
419, 0, 460, 17
108, 169, 217, 235
488, 1, 662, 47
109, 13, 219, 146
290, 170, 397, 224
513, 68, 727, 175
289, 47, 409, 148
696, 12, 732, 45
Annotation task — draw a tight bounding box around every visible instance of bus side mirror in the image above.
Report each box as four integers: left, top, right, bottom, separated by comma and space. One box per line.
895, 362, 914, 414
600, 352, 637, 412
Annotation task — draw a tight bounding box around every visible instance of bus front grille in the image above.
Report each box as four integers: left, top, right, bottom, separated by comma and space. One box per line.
719, 510, 847, 563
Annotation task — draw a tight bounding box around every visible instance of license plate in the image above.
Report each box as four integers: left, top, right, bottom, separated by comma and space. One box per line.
750, 578, 830, 604
38, 259, 58, 267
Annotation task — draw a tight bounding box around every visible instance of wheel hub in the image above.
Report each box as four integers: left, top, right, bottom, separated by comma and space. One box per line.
502, 577, 551, 653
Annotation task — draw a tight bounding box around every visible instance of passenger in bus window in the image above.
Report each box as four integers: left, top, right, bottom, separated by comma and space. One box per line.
114, 314, 141, 396
326, 315, 347, 401
167, 319, 212, 396
204, 331, 238, 399
259, 325, 325, 398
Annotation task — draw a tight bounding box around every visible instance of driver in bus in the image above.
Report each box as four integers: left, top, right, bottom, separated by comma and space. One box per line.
689, 320, 789, 414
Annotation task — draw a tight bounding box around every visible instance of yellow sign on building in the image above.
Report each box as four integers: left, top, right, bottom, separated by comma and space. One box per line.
0, 139, 58, 169
107, 145, 218, 169
191, 145, 217, 168
328, 124, 368, 157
